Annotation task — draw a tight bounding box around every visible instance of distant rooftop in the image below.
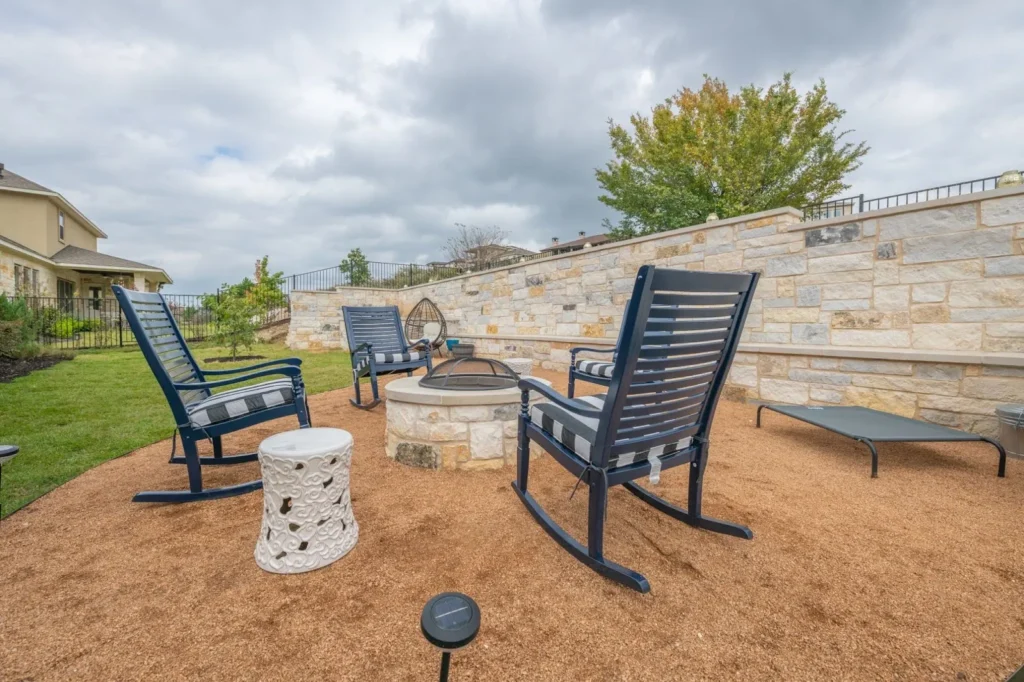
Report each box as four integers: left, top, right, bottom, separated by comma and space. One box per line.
540, 231, 611, 253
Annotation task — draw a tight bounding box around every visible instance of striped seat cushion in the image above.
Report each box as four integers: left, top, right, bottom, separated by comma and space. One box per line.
187, 379, 295, 428
354, 350, 426, 376
576, 360, 615, 379
531, 394, 692, 468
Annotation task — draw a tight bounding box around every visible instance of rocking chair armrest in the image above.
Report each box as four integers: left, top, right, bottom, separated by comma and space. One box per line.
569, 346, 617, 364
351, 342, 374, 356
173, 365, 302, 391
201, 357, 303, 375
518, 378, 602, 418
408, 337, 431, 351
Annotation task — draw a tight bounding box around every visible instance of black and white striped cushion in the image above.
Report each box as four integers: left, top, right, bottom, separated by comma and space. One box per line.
375, 351, 423, 364
576, 360, 615, 378
187, 379, 295, 428
531, 394, 692, 467
353, 350, 425, 378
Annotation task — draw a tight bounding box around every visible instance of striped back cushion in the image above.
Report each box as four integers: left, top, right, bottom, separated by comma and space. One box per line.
117, 289, 208, 406
343, 307, 406, 357
605, 267, 757, 466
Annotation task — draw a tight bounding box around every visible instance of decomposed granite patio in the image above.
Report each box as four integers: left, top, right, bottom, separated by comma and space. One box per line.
1, 369, 1022, 680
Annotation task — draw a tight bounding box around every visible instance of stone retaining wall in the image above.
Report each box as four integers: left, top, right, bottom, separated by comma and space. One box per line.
289, 186, 1024, 436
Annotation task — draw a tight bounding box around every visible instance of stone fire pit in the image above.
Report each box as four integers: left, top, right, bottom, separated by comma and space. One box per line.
384, 376, 550, 470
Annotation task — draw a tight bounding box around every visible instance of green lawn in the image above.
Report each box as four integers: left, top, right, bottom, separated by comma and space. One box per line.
0, 342, 351, 518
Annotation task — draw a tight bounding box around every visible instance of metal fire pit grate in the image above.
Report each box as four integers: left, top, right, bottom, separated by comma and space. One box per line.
419, 358, 519, 391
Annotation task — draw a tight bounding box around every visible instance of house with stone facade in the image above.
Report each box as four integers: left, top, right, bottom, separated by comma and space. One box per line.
0, 164, 172, 302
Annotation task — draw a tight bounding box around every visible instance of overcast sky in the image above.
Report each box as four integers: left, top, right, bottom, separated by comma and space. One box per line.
2, 0, 1022, 292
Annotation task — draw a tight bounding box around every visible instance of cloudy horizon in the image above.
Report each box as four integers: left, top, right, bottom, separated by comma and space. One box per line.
2, 0, 1022, 292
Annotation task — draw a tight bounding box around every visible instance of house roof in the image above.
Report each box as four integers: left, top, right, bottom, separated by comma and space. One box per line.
540, 233, 612, 252
51, 245, 172, 282
465, 244, 537, 258
0, 168, 53, 193
0, 237, 172, 284
0, 233, 51, 261
0, 166, 108, 238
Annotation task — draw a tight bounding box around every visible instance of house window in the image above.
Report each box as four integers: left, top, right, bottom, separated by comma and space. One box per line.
57, 278, 75, 301
58, 211, 65, 242
90, 287, 102, 310
13, 265, 22, 294
31, 269, 39, 295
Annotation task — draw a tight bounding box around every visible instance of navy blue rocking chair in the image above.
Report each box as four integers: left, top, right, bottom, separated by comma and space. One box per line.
113, 286, 312, 503
344, 306, 433, 409
513, 265, 759, 592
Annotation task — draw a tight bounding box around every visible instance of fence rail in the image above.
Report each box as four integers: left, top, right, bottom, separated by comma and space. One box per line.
287, 254, 542, 293
801, 171, 1012, 220
15, 292, 289, 351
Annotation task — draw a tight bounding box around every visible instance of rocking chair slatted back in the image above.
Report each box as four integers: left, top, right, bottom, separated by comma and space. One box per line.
343, 306, 408, 357
596, 266, 759, 467
112, 287, 209, 411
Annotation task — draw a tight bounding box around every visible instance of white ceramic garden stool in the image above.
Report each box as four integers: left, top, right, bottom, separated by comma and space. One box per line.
504, 358, 533, 377
255, 427, 358, 574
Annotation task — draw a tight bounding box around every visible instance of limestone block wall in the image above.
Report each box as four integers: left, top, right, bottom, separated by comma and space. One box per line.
288, 186, 1024, 435
288, 287, 402, 351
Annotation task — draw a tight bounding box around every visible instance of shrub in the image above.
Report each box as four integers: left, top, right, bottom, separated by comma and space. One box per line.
0, 320, 22, 359
50, 317, 79, 339
0, 294, 42, 357
76, 318, 106, 332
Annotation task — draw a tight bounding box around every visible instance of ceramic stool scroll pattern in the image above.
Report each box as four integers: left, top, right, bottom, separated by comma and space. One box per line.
255, 428, 358, 574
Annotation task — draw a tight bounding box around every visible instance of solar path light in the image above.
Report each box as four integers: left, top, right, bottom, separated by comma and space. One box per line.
420, 592, 480, 682
0, 445, 19, 521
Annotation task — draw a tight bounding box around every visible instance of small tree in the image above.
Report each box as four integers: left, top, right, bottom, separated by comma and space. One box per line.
340, 248, 372, 287
249, 256, 287, 311
597, 73, 869, 238
443, 223, 509, 269
205, 289, 260, 360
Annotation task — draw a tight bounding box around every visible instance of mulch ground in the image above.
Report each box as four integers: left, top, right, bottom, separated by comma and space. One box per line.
1, 369, 1023, 681
0, 353, 72, 383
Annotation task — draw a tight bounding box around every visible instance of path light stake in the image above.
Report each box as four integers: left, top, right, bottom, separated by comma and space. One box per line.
420, 592, 480, 682
0, 445, 20, 521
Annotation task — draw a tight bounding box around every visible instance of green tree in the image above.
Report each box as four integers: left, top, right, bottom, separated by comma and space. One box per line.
340, 248, 372, 287
205, 290, 259, 360
249, 256, 287, 311
216, 256, 287, 315
596, 74, 869, 239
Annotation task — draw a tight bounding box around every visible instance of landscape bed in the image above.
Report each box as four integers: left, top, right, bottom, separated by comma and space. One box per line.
1, 369, 1022, 680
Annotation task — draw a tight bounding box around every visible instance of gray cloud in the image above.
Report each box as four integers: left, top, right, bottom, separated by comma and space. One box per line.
1, 0, 1021, 292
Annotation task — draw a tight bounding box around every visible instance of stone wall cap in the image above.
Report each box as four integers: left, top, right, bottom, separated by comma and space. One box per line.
259, 427, 353, 458
292, 207, 801, 294
385, 376, 551, 405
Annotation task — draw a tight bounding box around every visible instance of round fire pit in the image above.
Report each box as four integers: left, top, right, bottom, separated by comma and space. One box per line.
420, 357, 519, 391
385, 376, 550, 471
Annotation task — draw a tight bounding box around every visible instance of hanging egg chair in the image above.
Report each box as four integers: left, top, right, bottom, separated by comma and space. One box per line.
404, 298, 448, 356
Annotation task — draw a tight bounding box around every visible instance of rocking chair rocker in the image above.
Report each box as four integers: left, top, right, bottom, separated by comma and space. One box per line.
513, 265, 759, 592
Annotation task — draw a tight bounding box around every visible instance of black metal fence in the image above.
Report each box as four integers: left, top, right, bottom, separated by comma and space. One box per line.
801, 172, 1010, 220
18, 292, 289, 351
287, 254, 542, 293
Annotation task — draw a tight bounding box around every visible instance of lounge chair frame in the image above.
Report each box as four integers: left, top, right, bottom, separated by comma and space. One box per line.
113, 286, 311, 503
513, 265, 759, 592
